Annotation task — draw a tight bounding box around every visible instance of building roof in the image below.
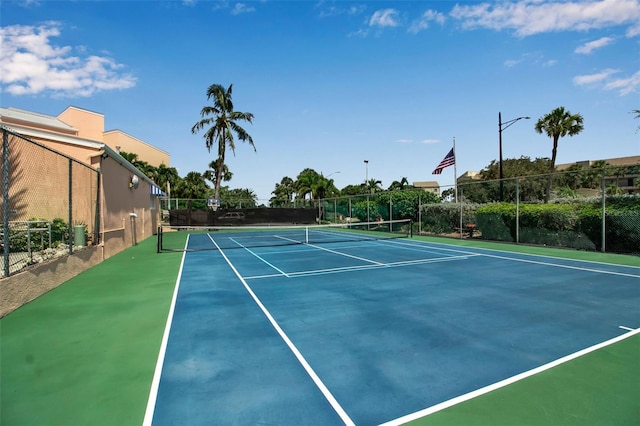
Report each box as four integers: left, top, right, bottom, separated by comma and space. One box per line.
1, 123, 155, 187
0, 107, 77, 134
556, 155, 640, 170
413, 181, 440, 187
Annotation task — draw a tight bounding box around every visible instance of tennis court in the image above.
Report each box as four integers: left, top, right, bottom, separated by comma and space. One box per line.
144, 222, 640, 425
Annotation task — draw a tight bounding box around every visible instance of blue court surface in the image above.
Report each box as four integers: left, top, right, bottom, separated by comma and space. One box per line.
144, 230, 640, 425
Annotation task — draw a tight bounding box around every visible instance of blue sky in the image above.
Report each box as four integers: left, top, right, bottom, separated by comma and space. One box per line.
2, 0, 639, 202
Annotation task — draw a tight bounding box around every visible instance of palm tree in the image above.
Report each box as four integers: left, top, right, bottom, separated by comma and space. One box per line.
534, 106, 584, 202
120, 150, 154, 179
191, 83, 254, 200
203, 158, 233, 189
271, 177, 295, 206
173, 171, 209, 210
388, 177, 410, 191
365, 178, 383, 194
313, 174, 339, 220
633, 109, 640, 132
152, 163, 180, 207
295, 168, 319, 204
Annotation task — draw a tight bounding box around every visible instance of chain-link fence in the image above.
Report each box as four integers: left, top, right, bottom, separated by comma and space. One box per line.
421, 168, 640, 255
157, 167, 638, 256
1, 127, 100, 277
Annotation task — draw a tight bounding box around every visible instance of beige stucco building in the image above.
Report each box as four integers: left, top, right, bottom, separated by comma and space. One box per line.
412, 181, 440, 196
0, 106, 168, 260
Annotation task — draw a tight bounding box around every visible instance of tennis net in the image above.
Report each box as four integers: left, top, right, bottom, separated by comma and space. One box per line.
157, 219, 412, 252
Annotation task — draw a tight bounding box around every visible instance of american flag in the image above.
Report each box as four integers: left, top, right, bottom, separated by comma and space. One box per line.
432, 148, 455, 174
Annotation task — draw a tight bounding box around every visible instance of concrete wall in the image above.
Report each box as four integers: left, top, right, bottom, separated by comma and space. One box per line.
99, 155, 159, 258
0, 246, 104, 318
58, 106, 105, 141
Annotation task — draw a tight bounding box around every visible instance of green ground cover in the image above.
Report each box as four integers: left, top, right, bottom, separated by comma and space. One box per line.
0, 237, 183, 425
411, 334, 640, 426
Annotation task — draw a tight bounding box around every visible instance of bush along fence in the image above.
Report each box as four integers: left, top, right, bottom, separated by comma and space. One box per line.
1, 127, 100, 277
420, 173, 639, 255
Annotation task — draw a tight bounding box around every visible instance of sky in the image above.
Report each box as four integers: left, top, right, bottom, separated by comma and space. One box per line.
1, 0, 639, 203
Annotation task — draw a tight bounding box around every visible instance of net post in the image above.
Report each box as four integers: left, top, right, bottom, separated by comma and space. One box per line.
157, 226, 162, 253
305, 226, 309, 244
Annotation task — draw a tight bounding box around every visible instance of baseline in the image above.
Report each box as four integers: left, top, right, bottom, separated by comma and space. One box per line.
380, 327, 640, 426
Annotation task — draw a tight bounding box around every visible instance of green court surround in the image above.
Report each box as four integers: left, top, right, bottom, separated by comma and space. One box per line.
1, 234, 638, 425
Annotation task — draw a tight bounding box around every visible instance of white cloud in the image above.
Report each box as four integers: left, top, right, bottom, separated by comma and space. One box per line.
318, 4, 366, 18
504, 58, 523, 67
574, 68, 619, 85
420, 139, 440, 144
408, 10, 446, 34
604, 70, 640, 95
572, 68, 640, 95
504, 52, 555, 68
575, 36, 615, 54
450, 0, 640, 37
369, 9, 400, 28
231, 3, 255, 15
0, 22, 136, 97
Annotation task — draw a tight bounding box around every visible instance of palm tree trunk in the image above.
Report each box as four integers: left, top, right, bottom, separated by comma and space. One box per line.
545, 136, 559, 203
214, 152, 225, 200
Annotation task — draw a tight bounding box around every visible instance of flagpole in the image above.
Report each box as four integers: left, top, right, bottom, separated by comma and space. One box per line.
453, 137, 457, 202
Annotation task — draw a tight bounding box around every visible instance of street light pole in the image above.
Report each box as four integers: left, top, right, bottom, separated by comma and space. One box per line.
364, 160, 368, 183
499, 113, 530, 202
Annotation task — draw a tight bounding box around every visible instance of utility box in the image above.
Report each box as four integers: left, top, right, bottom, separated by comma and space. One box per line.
74, 225, 86, 246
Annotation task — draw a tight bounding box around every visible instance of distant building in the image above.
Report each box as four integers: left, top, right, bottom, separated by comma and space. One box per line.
557, 155, 640, 194
455, 155, 640, 195
457, 171, 481, 182
413, 181, 440, 196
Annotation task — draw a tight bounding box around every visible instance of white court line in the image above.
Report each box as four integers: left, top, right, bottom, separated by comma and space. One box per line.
385, 239, 640, 279
143, 235, 190, 426
306, 242, 386, 265
619, 325, 635, 331
380, 326, 640, 426
244, 255, 472, 280
274, 234, 385, 266
210, 239, 356, 426
228, 236, 290, 277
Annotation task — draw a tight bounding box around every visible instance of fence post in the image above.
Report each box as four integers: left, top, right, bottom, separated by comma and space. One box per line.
68, 158, 73, 254
516, 178, 520, 244
3, 129, 10, 277
459, 187, 463, 239
94, 171, 101, 245
418, 193, 422, 236
601, 170, 606, 253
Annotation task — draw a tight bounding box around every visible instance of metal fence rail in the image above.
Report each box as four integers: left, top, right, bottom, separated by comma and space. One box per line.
1, 127, 100, 277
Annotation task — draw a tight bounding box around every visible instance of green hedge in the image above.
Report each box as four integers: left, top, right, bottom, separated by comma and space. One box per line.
420, 203, 480, 235
475, 198, 640, 253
